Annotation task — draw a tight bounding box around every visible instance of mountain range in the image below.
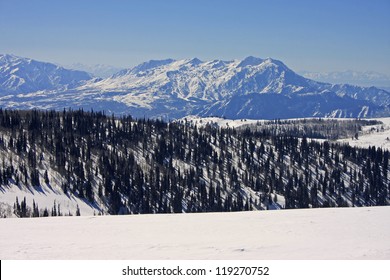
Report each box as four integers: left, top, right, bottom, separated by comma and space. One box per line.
0, 54, 389, 119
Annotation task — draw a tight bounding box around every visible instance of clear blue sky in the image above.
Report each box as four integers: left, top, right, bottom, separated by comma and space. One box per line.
0, 0, 389, 74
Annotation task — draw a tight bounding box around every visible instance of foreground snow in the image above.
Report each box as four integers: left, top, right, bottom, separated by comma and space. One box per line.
0, 207, 389, 260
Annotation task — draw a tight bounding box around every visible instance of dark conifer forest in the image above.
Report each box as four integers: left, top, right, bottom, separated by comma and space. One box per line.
0, 109, 388, 217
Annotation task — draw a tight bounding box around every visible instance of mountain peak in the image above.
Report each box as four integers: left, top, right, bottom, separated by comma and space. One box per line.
237, 56, 288, 69
186, 57, 203, 65
0, 54, 24, 64
132, 59, 176, 72
237, 56, 265, 67
0, 53, 18, 59
262, 57, 287, 67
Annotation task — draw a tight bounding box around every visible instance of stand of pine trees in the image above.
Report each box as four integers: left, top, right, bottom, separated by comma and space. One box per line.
0, 109, 388, 217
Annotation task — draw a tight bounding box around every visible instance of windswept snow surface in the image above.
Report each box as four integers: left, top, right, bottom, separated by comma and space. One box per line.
0, 207, 389, 260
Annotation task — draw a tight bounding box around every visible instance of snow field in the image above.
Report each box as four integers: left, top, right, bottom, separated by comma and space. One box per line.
0, 206, 389, 260
337, 117, 390, 150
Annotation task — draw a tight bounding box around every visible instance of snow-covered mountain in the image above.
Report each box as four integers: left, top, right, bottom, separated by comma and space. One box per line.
1, 54, 389, 119
94, 56, 319, 98
75, 56, 390, 118
0, 54, 92, 94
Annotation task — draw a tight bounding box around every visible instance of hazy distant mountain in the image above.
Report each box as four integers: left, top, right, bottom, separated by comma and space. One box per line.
300, 70, 390, 88
380, 87, 390, 92
0, 54, 92, 94
0, 54, 389, 119
64, 63, 124, 79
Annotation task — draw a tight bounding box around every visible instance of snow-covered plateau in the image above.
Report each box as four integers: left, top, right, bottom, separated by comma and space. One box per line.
0, 206, 389, 260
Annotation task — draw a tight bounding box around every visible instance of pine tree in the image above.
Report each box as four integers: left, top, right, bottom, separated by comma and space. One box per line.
76, 205, 81, 216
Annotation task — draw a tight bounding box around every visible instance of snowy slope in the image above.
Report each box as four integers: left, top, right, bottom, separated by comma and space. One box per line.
0, 143, 103, 218
0, 206, 389, 259
1, 114, 388, 219
0, 182, 100, 218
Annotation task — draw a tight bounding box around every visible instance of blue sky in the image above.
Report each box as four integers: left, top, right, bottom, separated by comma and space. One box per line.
0, 0, 389, 74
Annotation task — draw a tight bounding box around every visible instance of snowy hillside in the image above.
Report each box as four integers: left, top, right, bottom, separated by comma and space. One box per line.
0, 110, 389, 218
0, 55, 389, 119
0, 206, 388, 259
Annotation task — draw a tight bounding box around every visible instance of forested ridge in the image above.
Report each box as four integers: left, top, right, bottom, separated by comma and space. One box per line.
0, 109, 388, 217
